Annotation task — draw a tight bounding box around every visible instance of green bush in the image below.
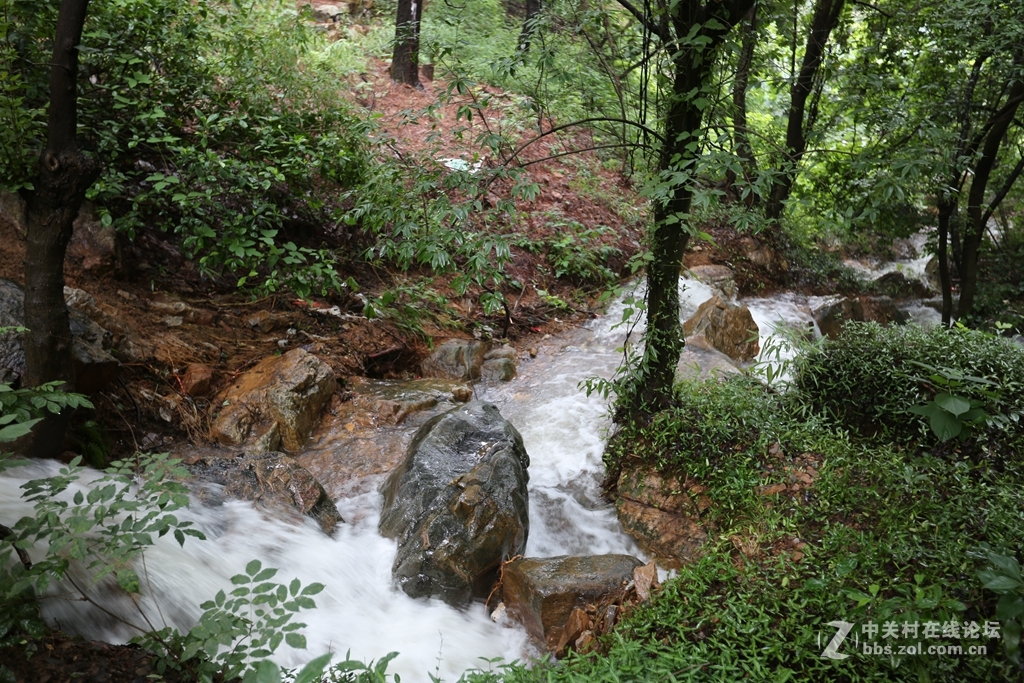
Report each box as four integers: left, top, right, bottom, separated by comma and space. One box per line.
1, 0, 367, 297
791, 322, 1024, 449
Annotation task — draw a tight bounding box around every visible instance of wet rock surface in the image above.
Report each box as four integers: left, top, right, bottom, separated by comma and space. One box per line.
500, 554, 642, 652
0, 279, 120, 392
294, 377, 473, 498
378, 401, 530, 606
186, 450, 343, 534
615, 466, 709, 568
682, 295, 760, 362
420, 339, 489, 380
686, 264, 737, 299
812, 295, 908, 339
211, 348, 336, 452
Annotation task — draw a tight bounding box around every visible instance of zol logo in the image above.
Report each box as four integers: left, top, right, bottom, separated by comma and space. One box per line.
820, 620, 855, 660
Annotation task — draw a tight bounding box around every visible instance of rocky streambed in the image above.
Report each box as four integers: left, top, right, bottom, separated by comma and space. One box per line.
0, 238, 947, 679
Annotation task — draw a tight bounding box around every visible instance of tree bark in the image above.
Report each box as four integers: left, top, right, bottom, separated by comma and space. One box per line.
22, 0, 100, 459
956, 72, 1024, 320
764, 0, 845, 226
517, 0, 542, 54
623, 0, 754, 418
391, 0, 423, 88
728, 6, 759, 205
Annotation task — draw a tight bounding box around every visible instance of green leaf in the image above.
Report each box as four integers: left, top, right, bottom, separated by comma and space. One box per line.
246, 559, 262, 576
244, 660, 281, 683
929, 409, 962, 441
979, 570, 1022, 592
294, 654, 333, 683
986, 552, 1022, 582
285, 633, 306, 649
117, 568, 140, 594
935, 393, 971, 416
1005, 619, 1021, 656
996, 594, 1024, 621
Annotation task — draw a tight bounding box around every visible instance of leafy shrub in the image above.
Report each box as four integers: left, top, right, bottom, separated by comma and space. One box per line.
1, 0, 367, 297
791, 322, 1024, 449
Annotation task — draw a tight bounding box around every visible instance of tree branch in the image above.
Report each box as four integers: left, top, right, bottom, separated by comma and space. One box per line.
612, 0, 669, 42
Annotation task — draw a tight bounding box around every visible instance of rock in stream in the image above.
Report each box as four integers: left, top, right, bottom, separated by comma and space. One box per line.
379, 401, 530, 606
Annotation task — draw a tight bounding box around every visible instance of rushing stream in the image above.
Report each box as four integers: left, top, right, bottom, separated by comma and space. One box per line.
0, 262, 941, 680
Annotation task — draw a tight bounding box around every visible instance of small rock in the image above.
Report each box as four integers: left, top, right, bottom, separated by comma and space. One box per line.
451, 385, 473, 402
162, 316, 183, 327
182, 364, 215, 397
481, 357, 516, 382
502, 554, 642, 652
528, 348, 538, 358
421, 339, 489, 381
67, 202, 117, 272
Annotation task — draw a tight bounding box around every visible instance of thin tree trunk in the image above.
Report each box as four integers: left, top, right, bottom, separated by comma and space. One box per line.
936, 196, 955, 326
23, 0, 100, 459
729, 6, 758, 205
625, 0, 754, 418
957, 73, 1024, 320
391, 0, 423, 87
765, 0, 845, 226
517, 0, 542, 54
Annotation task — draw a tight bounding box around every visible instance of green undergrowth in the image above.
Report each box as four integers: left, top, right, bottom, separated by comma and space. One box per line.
791, 322, 1024, 450
488, 327, 1024, 682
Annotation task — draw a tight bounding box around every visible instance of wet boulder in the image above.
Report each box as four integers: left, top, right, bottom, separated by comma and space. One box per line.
812, 296, 908, 339
872, 270, 933, 299
420, 339, 489, 381
211, 348, 336, 452
0, 279, 119, 392
682, 295, 760, 362
500, 555, 642, 652
686, 264, 737, 299
615, 466, 708, 568
187, 451, 342, 534
379, 401, 530, 606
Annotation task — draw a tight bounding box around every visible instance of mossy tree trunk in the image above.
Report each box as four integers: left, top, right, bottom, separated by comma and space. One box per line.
23, 0, 100, 458
614, 0, 754, 419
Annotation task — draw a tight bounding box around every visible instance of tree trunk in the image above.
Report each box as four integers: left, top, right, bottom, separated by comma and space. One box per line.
728, 6, 758, 205
623, 0, 754, 418
764, 0, 845, 226
936, 196, 955, 326
956, 73, 1024, 320
391, 0, 423, 87
517, 0, 542, 54
22, 0, 100, 459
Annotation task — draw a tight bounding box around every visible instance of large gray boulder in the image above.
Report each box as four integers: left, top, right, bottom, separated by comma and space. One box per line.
379, 401, 530, 606
0, 278, 119, 392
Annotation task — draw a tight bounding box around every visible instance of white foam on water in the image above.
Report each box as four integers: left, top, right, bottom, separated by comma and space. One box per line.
0, 460, 530, 682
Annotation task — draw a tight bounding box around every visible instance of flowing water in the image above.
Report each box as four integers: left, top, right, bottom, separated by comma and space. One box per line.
0, 262, 940, 680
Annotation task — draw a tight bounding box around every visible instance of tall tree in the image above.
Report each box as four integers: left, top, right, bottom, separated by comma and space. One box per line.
764, 0, 846, 227
391, 0, 423, 87
23, 0, 100, 458
613, 0, 755, 417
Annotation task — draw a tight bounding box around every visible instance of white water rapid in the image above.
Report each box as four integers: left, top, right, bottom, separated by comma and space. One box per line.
0, 265, 940, 680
